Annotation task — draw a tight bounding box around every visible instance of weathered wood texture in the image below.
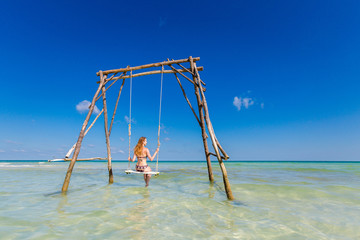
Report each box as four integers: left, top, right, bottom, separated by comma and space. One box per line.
193, 62, 229, 158
171, 59, 206, 86
95, 72, 125, 101
62, 76, 105, 192
193, 76, 214, 183
190, 57, 234, 200
215, 138, 229, 160
209, 152, 227, 159
98, 67, 203, 83
100, 71, 114, 184
97, 57, 200, 76
168, 65, 196, 85
64, 157, 106, 161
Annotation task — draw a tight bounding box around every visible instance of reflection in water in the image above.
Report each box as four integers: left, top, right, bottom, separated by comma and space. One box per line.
207, 182, 215, 199
1, 161, 360, 239
125, 188, 152, 240
57, 193, 69, 215
43, 192, 69, 235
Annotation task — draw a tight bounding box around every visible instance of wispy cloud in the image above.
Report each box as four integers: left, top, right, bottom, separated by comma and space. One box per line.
0, 149, 5, 153
111, 147, 125, 154
11, 149, 25, 152
164, 137, 170, 142
76, 100, 100, 114
5, 140, 21, 145
124, 115, 136, 124
160, 123, 168, 134
87, 144, 95, 148
233, 97, 254, 111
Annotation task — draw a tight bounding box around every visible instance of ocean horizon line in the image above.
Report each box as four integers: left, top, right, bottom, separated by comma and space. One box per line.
0, 160, 359, 163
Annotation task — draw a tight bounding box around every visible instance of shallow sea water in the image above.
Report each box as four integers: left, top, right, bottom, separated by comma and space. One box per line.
0, 161, 360, 239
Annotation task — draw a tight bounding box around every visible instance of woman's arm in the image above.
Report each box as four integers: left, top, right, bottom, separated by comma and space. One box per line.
128, 153, 137, 162
146, 148, 159, 161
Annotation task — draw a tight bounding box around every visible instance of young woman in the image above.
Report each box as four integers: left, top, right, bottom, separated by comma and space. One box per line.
128, 137, 159, 187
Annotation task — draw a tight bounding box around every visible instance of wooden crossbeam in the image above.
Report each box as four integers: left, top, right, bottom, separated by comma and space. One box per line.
173, 60, 206, 86
97, 67, 203, 83
209, 152, 227, 160
65, 157, 106, 161
97, 57, 200, 76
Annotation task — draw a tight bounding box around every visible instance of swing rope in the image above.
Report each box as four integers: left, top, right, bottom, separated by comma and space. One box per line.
127, 70, 132, 170
156, 65, 164, 172
127, 66, 163, 173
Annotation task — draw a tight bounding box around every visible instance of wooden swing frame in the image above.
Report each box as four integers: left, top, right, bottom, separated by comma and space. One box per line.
61, 56, 234, 200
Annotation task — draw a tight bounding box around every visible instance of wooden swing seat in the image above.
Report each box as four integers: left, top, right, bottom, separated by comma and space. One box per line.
125, 169, 160, 176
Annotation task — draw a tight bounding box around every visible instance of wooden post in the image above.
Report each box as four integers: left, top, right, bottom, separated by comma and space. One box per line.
190, 57, 234, 200
100, 71, 114, 184
196, 89, 214, 183
62, 76, 105, 192
189, 65, 214, 183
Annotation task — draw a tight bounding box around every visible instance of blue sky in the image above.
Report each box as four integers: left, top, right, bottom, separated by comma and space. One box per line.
0, 0, 359, 160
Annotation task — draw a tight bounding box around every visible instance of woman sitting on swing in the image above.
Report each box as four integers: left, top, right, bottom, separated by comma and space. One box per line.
128, 137, 159, 187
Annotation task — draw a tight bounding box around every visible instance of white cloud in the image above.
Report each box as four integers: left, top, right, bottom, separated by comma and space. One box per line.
261, 103, 264, 109
0, 149, 5, 153
243, 97, 254, 109
233, 97, 254, 111
76, 100, 100, 115
164, 137, 170, 142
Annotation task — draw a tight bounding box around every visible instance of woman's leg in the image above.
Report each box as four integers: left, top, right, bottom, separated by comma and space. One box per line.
144, 166, 152, 187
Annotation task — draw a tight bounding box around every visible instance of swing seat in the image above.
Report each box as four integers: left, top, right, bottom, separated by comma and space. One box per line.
125, 169, 160, 176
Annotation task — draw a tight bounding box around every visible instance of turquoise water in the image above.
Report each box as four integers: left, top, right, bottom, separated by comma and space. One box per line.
1, 161, 360, 239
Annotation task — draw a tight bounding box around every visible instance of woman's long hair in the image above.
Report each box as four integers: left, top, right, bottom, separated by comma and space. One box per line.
134, 137, 146, 156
